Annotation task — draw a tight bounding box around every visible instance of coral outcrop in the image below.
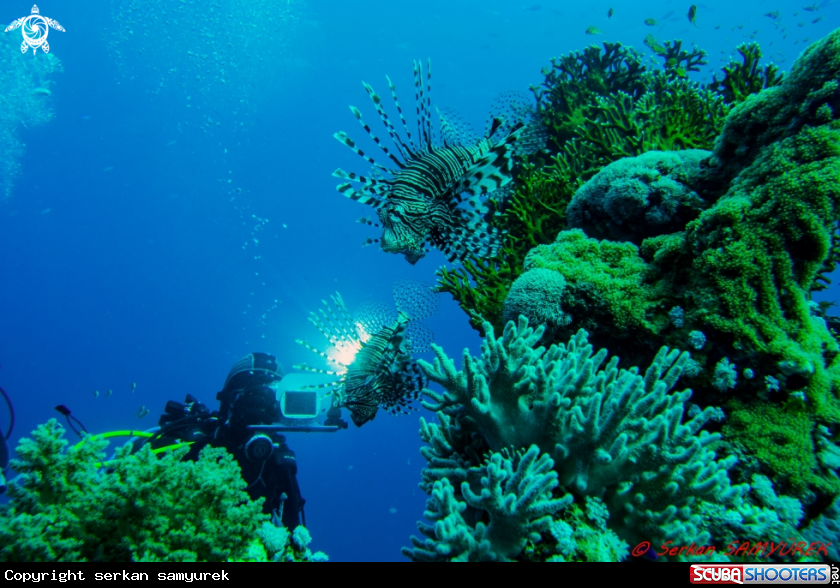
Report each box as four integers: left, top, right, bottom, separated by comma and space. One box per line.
0, 420, 327, 562
412, 318, 780, 555
566, 149, 711, 244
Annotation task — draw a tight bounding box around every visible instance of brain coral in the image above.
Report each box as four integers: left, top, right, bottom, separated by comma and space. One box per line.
566, 149, 711, 244
503, 267, 570, 332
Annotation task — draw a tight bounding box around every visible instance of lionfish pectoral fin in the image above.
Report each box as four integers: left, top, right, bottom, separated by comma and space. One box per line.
453, 125, 527, 197
487, 116, 504, 139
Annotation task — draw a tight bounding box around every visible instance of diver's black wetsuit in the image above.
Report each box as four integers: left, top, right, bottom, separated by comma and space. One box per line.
179, 426, 304, 530
152, 353, 305, 531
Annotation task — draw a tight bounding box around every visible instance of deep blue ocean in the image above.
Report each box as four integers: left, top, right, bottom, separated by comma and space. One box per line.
1, 0, 838, 562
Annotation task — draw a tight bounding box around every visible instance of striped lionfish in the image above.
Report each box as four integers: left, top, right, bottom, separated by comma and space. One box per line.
294, 279, 438, 427
333, 60, 546, 265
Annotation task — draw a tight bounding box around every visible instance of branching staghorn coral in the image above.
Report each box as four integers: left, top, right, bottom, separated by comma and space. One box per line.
403, 444, 572, 562
418, 317, 752, 547
708, 42, 784, 105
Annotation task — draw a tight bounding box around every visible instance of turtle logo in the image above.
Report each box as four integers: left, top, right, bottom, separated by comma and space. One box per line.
5, 5, 65, 55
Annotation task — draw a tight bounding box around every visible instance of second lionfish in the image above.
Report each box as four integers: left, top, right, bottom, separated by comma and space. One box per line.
294, 279, 438, 427
333, 60, 546, 264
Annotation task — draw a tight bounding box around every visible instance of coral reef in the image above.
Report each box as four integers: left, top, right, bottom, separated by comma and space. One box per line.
420, 27, 840, 563
402, 445, 572, 562
803, 497, 840, 562
708, 42, 784, 107
566, 150, 711, 244
0, 420, 326, 562
415, 318, 764, 551
436, 39, 743, 337
520, 229, 658, 352
502, 267, 570, 333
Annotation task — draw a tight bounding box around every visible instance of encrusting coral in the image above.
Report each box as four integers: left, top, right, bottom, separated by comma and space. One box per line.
0, 420, 327, 562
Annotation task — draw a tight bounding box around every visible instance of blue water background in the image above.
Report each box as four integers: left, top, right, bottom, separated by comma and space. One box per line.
1, 0, 838, 562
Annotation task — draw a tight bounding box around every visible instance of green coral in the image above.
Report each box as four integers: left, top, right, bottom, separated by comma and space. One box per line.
0, 420, 326, 562
566, 149, 712, 244
436, 157, 572, 334
531, 42, 648, 154
708, 42, 784, 105
403, 445, 573, 562
576, 74, 726, 163
654, 39, 708, 77
523, 229, 656, 338
419, 318, 757, 549
437, 40, 734, 337
724, 401, 838, 495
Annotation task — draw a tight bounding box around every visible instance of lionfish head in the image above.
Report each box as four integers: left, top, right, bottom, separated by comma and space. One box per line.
377, 203, 427, 264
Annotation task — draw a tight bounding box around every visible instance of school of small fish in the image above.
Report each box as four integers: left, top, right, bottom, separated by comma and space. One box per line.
580, 2, 830, 66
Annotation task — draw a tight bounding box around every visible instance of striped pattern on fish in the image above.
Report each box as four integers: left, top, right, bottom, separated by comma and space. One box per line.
333, 60, 543, 265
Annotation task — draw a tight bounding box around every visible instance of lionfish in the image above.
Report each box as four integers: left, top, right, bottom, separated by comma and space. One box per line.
333, 60, 546, 264
294, 279, 438, 427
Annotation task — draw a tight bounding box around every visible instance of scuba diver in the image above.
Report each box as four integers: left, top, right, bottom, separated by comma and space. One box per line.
144, 352, 347, 531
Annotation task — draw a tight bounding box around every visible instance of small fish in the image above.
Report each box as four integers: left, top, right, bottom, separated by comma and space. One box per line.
813, 15, 825, 22
715, 24, 721, 29
524, 4, 541, 11
93, 390, 99, 398
608, 7, 614, 18
586, 25, 604, 34
688, 5, 699, 28
136, 405, 149, 418
644, 34, 667, 54
644, 18, 659, 26
106, 389, 113, 397
803, 3, 819, 11
131, 382, 137, 393
798, 22, 805, 26
764, 10, 780, 18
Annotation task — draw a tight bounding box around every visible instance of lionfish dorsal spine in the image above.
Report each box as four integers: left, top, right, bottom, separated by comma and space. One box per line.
333, 131, 392, 174
336, 181, 383, 208
412, 60, 434, 152
362, 82, 413, 163
349, 103, 404, 169
386, 75, 417, 156
333, 168, 388, 192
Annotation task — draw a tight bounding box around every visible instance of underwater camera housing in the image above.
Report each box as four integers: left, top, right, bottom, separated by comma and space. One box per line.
247, 373, 347, 433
